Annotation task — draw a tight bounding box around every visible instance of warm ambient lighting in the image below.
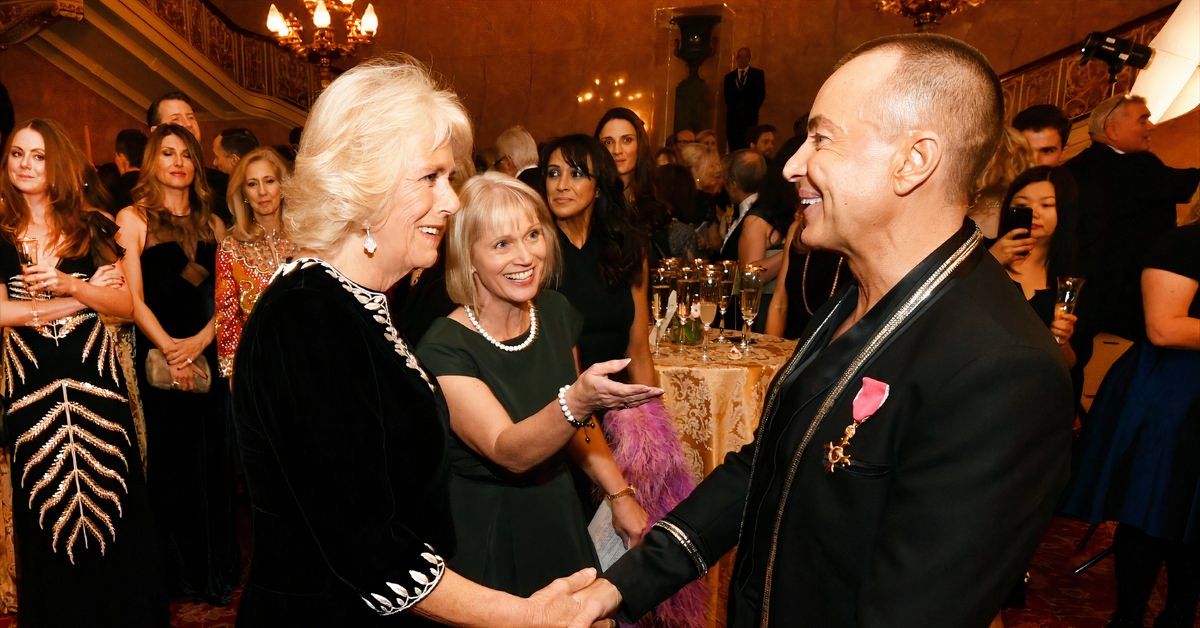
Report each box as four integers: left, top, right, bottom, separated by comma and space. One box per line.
577, 74, 644, 108
361, 3, 378, 36
312, 0, 331, 28
266, 4, 285, 33
875, 0, 986, 31
266, 1, 378, 88
1131, 0, 1199, 124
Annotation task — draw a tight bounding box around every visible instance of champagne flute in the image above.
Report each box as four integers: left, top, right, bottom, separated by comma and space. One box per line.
675, 275, 693, 352
650, 268, 672, 355
16, 237, 41, 327
739, 265, 764, 353
1054, 276, 1085, 345
698, 273, 720, 361
716, 260, 736, 342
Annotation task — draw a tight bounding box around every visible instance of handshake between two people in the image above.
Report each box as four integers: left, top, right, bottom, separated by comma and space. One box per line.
522, 568, 623, 628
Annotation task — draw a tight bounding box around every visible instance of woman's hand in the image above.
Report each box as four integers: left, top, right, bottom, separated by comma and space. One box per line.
169, 362, 198, 392
1050, 310, 1077, 345
88, 264, 126, 289
988, 228, 1034, 268
569, 359, 664, 415
522, 568, 597, 627
22, 264, 82, 297
609, 495, 649, 549
166, 332, 210, 367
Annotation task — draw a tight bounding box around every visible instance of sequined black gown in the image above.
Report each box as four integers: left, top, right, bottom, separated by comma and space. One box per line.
0, 233, 166, 627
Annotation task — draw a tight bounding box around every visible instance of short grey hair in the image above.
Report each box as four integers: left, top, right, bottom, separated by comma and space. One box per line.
494, 125, 539, 171
1088, 93, 1147, 138
284, 54, 473, 253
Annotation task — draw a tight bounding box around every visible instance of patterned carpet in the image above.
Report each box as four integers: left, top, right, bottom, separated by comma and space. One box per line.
0, 517, 1177, 626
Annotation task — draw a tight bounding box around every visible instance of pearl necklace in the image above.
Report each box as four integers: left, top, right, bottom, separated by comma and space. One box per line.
465, 304, 538, 352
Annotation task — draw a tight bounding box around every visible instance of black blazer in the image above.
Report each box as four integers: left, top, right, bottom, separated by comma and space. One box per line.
1064, 142, 1199, 340
723, 67, 766, 118
233, 260, 452, 626
605, 223, 1074, 627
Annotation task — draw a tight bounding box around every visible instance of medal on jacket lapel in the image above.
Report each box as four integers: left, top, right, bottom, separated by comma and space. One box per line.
824, 377, 889, 472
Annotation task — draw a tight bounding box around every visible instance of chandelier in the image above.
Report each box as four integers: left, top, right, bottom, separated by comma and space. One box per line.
266, 1, 378, 87
875, 0, 986, 31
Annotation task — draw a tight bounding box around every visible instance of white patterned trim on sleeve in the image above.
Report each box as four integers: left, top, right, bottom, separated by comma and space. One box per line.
359, 545, 446, 616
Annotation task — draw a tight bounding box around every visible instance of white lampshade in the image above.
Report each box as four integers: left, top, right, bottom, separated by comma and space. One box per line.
313, 0, 332, 28
1132, 0, 1199, 124
361, 4, 378, 35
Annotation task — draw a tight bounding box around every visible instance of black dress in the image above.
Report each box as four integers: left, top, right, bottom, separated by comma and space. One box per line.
134, 227, 238, 603
417, 290, 598, 596
781, 246, 844, 340
1, 225, 167, 626
1062, 224, 1200, 543
233, 258, 453, 626
555, 227, 634, 372
556, 226, 637, 516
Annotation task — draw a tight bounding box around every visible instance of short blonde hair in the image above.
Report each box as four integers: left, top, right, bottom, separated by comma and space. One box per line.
228, 147, 292, 242
445, 172, 560, 309
284, 54, 473, 253
973, 126, 1035, 200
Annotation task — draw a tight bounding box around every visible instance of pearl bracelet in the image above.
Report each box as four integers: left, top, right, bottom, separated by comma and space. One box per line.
558, 385, 590, 428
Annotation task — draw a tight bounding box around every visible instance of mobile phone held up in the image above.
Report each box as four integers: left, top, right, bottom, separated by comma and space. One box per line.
999, 205, 1034, 239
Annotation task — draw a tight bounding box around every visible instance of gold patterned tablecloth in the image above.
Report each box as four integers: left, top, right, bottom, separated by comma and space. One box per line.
655, 334, 797, 481
653, 333, 797, 628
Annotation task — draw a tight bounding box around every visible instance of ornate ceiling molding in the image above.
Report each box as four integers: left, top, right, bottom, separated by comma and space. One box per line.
20, 0, 308, 128
0, 0, 84, 47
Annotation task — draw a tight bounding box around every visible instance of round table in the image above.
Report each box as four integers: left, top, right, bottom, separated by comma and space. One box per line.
653, 333, 798, 628
654, 333, 798, 481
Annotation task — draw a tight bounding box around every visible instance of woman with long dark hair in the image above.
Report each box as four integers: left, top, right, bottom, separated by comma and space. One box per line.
542, 133, 704, 627
595, 108, 668, 253
541, 134, 652, 384
0, 118, 166, 625
116, 123, 239, 604
989, 165, 1081, 364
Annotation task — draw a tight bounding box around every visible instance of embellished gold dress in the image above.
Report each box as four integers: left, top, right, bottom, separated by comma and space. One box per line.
215, 232, 295, 377
0, 234, 166, 626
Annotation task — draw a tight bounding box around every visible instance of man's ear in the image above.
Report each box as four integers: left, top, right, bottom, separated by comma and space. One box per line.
892, 131, 941, 197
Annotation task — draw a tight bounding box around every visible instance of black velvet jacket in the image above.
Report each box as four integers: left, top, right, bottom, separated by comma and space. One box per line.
605, 222, 1075, 627
233, 259, 453, 626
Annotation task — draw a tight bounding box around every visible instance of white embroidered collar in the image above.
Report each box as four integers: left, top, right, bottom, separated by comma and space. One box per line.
276, 257, 433, 390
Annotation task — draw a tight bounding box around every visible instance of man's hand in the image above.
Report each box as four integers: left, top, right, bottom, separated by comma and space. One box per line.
567, 578, 623, 628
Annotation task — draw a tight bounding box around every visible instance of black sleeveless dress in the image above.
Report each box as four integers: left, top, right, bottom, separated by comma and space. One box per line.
1, 225, 167, 626
135, 229, 239, 603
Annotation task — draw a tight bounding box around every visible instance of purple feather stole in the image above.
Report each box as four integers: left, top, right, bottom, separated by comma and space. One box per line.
602, 399, 708, 627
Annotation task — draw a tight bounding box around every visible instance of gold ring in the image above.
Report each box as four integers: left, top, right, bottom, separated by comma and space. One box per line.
170, 381, 180, 390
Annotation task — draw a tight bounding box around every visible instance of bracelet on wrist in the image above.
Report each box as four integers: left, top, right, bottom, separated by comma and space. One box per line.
558, 384, 590, 428
605, 485, 637, 502
558, 384, 597, 443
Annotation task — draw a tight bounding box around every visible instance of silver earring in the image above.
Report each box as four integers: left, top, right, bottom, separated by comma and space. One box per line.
364, 226, 378, 255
